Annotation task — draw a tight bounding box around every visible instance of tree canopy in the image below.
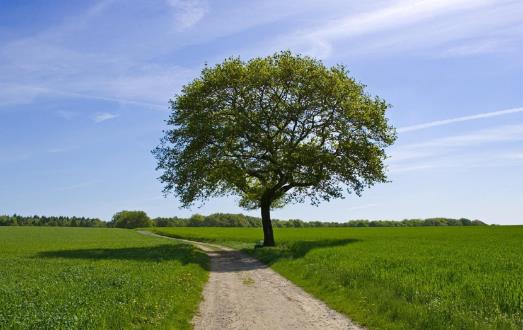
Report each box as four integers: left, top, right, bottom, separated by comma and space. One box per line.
110, 210, 152, 229
154, 51, 396, 245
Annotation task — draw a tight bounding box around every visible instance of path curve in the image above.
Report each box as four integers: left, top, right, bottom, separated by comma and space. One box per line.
139, 231, 363, 330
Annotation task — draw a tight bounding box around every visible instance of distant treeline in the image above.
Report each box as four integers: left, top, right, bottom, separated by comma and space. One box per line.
0, 214, 105, 227
154, 213, 262, 227
1, 212, 487, 228
152, 213, 487, 227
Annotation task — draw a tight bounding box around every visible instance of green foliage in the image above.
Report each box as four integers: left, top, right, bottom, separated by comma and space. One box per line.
154, 213, 262, 227
0, 214, 105, 227
153, 50, 396, 210
110, 210, 152, 229
0, 213, 486, 228
150, 226, 523, 329
342, 217, 487, 227
0, 227, 208, 329
151, 213, 486, 227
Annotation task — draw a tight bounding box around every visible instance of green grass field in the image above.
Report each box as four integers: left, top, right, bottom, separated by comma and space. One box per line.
0, 227, 208, 329
150, 226, 523, 329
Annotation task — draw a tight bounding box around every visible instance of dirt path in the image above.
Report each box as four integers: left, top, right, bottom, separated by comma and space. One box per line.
139, 231, 363, 330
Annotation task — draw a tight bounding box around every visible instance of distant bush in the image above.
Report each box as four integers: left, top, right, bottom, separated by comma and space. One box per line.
0, 214, 105, 227
110, 211, 152, 229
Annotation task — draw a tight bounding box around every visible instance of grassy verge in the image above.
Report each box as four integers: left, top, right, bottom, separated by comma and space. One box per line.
0, 227, 209, 329
149, 226, 523, 329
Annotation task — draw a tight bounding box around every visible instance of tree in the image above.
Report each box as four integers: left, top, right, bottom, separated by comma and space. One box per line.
153, 51, 396, 246
111, 210, 152, 229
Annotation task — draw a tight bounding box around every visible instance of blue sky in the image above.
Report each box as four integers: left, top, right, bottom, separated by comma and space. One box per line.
1, 0, 522, 224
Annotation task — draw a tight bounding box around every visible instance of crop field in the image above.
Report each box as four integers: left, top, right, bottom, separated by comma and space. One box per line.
0, 227, 208, 329
150, 226, 523, 329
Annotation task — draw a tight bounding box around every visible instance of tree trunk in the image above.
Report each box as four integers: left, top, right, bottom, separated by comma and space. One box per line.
260, 201, 275, 246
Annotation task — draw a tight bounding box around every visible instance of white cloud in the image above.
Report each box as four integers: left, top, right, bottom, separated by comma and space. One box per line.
397, 107, 523, 133
389, 149, 523, 174
84, 65, 194, 107
47, 147, 72, 154
392, 124, 523, 159
440, 40, 499, 57
93, 112, 119, 123
1, 0, 522, 112
421, 125, 523, 147
388, 124, 523, 173
507, 152, 523, 160
0, 1, 198, 109
275, 0, 523, 58
389, 163, 438, 173
167, 0, 208, 31
0, 151, 32, 163
311, 0, 488, 40
55, 110, 77, 120
0, 62, 189, 110
0, 84, 49, 107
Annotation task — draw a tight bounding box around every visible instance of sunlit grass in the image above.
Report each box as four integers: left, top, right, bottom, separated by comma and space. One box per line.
150, 226, 523, 329
0, 227, 209, 329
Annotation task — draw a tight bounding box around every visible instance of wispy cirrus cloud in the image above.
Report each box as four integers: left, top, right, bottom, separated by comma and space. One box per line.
508, 152, 523, 160
308, 0, 484, 40
393, 124, 523, 158
389, 108, 523, 172
389, 149, 523, 173
47, 147, 74, 154
167, 0, 208, 31
93, 112, 119, 123
3, 0, 520, 113
55, 110, 78, 120
275, 0, 523, 58
388, 124, 523, 173
0, 1, 199, 110
397, 107, 523, 133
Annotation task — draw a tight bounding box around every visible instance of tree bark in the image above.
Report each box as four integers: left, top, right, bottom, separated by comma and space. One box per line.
260, 200, 275, 246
